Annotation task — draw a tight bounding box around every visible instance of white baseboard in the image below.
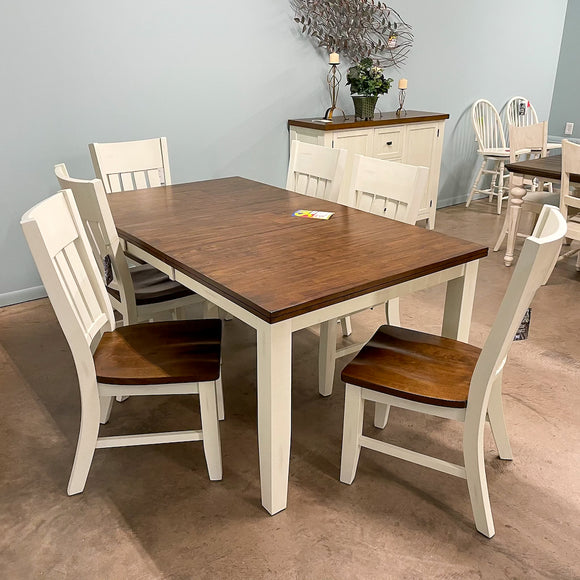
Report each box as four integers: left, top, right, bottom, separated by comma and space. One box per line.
0, 285, 47, 307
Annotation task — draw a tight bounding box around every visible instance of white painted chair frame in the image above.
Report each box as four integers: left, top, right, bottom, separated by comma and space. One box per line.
558, 139, 580, 271
286, 140, 348, 203
466, 99, 510, 214
319, 154, 428, 396
493, 122, 558, 252
340, 205, 567, 537
21, 190, 223, 495
89, 137, 171, 193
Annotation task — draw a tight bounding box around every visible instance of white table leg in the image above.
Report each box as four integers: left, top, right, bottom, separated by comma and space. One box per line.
319, 318, 338, 396
256, 319, 292, 515
504, 177, 526, 267
441, 260, 479, 342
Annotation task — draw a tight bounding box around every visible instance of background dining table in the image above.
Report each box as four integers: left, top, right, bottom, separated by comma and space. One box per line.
108, 176, 488, 515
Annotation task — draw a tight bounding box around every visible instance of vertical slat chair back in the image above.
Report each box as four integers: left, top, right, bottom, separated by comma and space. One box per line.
560, 139, 580, 218
55, 164, 137, 324
508, 122, 548, 164
286, 140, 347, 202
89, 137, 171, 193
467, 205, 566, 430
349, 155, 427, 225
472, 100, 507, 151
506, 96, 539, 129
21, 191, 116, 364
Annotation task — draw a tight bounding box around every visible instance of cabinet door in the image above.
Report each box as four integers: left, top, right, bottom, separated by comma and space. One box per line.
403, 122, 443, 227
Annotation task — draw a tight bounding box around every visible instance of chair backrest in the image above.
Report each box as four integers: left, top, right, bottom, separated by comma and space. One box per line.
286, 141, 347, 202
55, 163, 137, 323
508, 122, 547, 164
21, 190, 116, 373
467, 205, 566, 418
89, 137, 171, 193
560, 139, 580, 221
472, 99, 507, 151
505, 96, 539, 128
348, 155, 427, 224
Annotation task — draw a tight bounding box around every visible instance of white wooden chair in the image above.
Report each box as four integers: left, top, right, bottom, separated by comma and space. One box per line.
89, 137, 171, 193
494, 123, 560, 252
466, 99, 510, 214
339, 205, 566, 537
505, 96, 561, 153
558, 139, 580, 271
55, 164, 207, 326
286, 140, 348, 203
319, 155, 428, 396
287, 140, 352, 335
21, 190, 224, 495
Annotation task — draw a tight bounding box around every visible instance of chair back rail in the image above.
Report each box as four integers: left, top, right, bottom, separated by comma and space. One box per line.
89, 137, 171, 193
286, 140, 347, 202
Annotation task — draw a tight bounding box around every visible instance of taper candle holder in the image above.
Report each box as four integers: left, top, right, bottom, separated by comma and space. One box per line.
396, 88, 407, 116
324, 58, 347, 121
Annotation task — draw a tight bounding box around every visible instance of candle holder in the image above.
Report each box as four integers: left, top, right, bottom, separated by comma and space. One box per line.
396, 88, 407, 117
324, 62, 347, 121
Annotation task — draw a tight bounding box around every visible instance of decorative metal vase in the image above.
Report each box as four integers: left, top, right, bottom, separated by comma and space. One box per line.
352, 95, 379, 120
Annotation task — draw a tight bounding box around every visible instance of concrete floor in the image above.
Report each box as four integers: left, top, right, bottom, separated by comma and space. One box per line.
1, 201, 579, 579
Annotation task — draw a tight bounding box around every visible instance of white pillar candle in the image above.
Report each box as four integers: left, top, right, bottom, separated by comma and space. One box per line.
329, 52, 340, 64
398, 78, 408, 89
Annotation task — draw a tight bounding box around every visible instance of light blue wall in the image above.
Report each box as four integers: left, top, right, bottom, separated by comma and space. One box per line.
549, 0, 580, 140
0, 1, 568, 303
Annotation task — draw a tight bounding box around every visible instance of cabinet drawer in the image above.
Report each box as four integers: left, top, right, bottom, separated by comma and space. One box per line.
373, 127, 404, 159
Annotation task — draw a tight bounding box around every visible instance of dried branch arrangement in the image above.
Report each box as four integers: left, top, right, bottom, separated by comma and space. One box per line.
291, 0, 413, 68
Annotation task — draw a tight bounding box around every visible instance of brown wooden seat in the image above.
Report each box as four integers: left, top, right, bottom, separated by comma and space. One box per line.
341, 325, 481, 408
106, 263, 194, 306
95, 319, 221, 385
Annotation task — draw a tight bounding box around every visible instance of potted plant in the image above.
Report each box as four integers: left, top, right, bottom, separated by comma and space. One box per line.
346, 57, 393, 120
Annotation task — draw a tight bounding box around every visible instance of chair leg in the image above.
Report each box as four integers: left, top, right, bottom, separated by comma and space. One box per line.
496, 161, 505, 215
493, 210, 509, 252
203, 301, 219, 319
463, 418, 495, 538
67, 394, 100, 495
385, 298, 400, 326
198, 381, 223, 481
466, 158, 486, 207
373, 403, 391, 429
486, 372, 513, 460
340, 384, 364, 484
340, 316, 352, 337
489, 160, 499, 204
319, 319, 338, 396
215, 370, 225, 421
99, 395, 114, 424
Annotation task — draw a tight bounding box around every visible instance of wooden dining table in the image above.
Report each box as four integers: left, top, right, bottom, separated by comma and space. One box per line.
108, 176, 488, 516
503, 153, 579, 266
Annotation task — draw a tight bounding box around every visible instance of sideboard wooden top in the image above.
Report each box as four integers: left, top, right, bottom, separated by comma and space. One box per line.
288, 110, 450, 131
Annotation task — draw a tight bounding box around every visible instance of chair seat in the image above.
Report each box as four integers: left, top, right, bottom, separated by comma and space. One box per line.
546, 142, 562, 151
479, 148, 510, 158
341, 325, 481, 408
107, 264, 194, 305
522, 190, 560, 206
94, 320, 222, 385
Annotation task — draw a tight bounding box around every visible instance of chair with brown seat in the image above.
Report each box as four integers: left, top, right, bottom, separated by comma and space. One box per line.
21, 190, 223, 494
339, 205, 566, 537
54, 163, 206, 327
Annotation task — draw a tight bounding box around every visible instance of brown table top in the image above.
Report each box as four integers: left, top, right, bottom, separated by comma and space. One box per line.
288, 111, 449, 131
108, 177, 487, 323
506, 153, 580, 182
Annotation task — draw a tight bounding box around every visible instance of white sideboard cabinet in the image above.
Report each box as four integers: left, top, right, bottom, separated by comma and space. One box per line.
288, 111, 449, 229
